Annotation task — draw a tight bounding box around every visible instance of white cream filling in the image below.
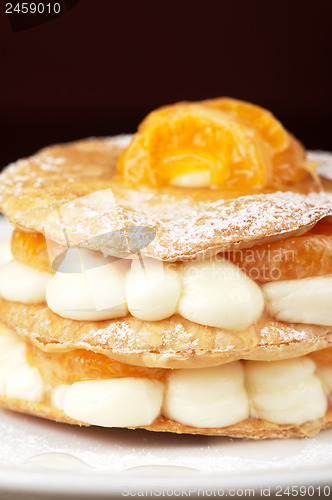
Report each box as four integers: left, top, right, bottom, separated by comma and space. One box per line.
126, 257, 181, 321
4, 233, 332, 330
162, 363, 249, 428
177, 260, 265, 331
6, 363, 44, 402
170, 170, 211, 188
0, 327, 330, 428
0, 260, 51, 304
0, 326, 21, 355
62, 378, 164, 427
46, 256, 128, 321
316, 365, 332, 394
46, 249, 264, 328
0, 343, 26, 395
245, 359, 327, 425
0, 326, 44, 402
51, 384, 70, 410
244, 356, 316, 390
262, 276, 332, 326
0, 238, 12, 266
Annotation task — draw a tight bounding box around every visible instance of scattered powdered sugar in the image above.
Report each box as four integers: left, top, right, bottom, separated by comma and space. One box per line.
0, 138, 332, 261
77, 320, 201, 355
0, 141, 332, 372
260, 325, 309, 344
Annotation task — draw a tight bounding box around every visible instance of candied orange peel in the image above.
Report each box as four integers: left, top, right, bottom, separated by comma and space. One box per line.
118, 97, 315, 190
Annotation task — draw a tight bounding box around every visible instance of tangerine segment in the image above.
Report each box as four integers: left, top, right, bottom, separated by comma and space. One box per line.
11, 229, 55, 274
118, 98, 310, 189
202, 97, 290, 153
119, 103, 273, 189
226, 220, 332, 283
26, 343, 169, 387
204, 98, 308, 185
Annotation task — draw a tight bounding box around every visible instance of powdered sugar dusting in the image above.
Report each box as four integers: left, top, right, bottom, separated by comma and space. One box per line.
260, 325, 309, 344
1, 138, 332, 260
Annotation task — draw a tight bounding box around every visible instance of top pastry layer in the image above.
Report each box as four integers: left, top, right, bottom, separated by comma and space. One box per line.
1, 136, 332, 260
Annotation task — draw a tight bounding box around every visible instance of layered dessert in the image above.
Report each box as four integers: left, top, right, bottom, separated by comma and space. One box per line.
0, 98, 332, 438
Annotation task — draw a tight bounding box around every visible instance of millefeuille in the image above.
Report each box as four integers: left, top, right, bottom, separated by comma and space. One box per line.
0, 98, 332, 438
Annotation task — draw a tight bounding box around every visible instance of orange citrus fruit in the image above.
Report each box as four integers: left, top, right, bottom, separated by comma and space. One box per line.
26, 343, 168, 386
226, 220, 332, 283
11, 229, 55, 274
118, 98, 311, 190
202, 97, 290, 152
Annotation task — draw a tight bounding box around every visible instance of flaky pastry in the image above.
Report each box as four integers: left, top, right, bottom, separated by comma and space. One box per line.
0, 98, 332, 438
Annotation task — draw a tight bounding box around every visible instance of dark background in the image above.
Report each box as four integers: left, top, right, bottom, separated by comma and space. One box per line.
0, 0, 332, 170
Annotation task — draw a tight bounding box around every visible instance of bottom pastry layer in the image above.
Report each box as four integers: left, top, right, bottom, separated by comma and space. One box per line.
0, 323, 331, 438
0, 396, 332, 439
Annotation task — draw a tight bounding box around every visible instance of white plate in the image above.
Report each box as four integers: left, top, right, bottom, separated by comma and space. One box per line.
0, 207, 332, 499
0, 408, 332, 499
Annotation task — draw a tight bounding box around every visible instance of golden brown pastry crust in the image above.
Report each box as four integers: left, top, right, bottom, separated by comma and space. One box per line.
146, 409, 332, 438
1, 138, 332, 261
1, 395, 331, 439
1, 298, 332, 369
1, 135, 332, 438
